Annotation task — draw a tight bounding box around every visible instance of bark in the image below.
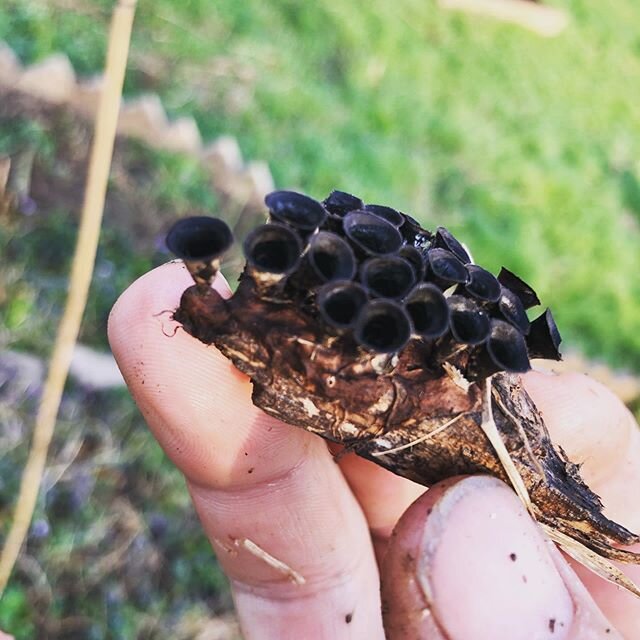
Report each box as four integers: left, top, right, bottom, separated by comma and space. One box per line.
174, 279, 640, 565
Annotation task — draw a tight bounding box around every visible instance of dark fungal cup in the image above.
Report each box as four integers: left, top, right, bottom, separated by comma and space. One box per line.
404, 283, 449, 339
469, 319, 532, 380
487, 319, 531, 373
317, 281, 368, 329
497, 287, 531, 335
355, 299, 412, 353
323, 190, 364, 217
343, 210, 403, 257
364, 204, 405, 228
426, 248, 469, 289
166, 216, 233, 261
361, 256, 416, 299
399, 245, 426, 281
306, 231, 357, 283
433, 227, 471, 264
265, 190, 327, 232
527, 308, 562, 360
497, 267, 540, 309
464, 265, 501, 302
166, 216, 233, 286
243, 223, 302, 276
400, 213, 430, 244
448, 295, 491, 345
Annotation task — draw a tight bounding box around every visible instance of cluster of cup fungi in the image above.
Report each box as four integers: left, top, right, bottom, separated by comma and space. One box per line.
166, 189, 561, 383
165, 191, 640, 598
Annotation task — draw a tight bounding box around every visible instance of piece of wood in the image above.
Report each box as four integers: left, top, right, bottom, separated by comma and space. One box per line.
171, 231, 640, 596
439, 0, 569, 37
174, 282, 640, 562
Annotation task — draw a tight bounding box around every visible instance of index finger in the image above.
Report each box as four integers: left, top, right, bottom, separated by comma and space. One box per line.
108, 262, 385, 639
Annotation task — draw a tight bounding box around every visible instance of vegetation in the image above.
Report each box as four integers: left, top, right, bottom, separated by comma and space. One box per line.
1, 0, 640, 636
0, 94, 235, 638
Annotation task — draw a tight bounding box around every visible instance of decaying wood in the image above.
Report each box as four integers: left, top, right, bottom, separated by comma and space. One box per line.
173, 278, 640, 597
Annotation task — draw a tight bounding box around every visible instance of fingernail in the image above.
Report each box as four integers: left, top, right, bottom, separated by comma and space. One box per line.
420, 476, 574, 640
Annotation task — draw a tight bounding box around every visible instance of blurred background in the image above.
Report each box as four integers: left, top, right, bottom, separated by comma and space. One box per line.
1, 0, 639, 637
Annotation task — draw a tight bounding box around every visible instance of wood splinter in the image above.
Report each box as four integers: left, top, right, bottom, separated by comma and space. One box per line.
236, 538, 306, 586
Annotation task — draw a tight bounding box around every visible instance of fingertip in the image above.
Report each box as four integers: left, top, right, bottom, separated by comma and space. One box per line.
381, 476, 471, 640
110, 271, 387, 640
108, 261, 232, 351
522, 371, 631, 429
106, 262, 308, 489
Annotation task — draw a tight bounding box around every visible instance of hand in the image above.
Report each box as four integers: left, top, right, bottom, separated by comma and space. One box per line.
108, 262, 640, 639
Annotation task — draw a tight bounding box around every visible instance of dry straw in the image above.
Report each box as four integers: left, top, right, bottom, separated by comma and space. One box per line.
0, 0, 138, 595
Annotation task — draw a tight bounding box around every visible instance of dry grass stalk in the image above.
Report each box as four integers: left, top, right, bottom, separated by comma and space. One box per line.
541, 524, 640, 598
439, 0, 569, 37
479, 378, 533, 513
0, 0, 138, 596
236, 538, 306, 585
0, 156, 9, 193
0, 156, 12, 221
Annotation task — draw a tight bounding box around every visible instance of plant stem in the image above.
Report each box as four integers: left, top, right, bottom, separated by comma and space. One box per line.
0, 0, 138, 596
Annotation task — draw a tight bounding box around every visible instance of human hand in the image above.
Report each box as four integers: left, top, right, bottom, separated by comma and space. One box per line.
108, 262, 640, 639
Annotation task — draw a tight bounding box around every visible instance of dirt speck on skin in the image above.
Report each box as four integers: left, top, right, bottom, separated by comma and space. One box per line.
509, 552, 517, 561
345, 613, 353, 624
247, 467, 254, 474
402, 552, 415, 572
549, 618, 556, 633
522, 575, 528, 583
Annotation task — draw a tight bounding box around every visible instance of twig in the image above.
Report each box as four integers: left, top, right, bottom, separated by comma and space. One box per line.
0, 156, 10, 193
479, 377, 533, 514
0, 0, 137, 596
438, 0, 569, 37
371, 413, 469, 457
41, 431, 85, 493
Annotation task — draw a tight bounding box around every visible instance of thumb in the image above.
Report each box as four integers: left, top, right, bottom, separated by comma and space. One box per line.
381, 475, 620, 640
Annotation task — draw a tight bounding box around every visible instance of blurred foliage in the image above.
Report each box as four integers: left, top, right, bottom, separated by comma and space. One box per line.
0, 382, 233, 639
0, 586, 34, 638
0, 93, 233, 635
0, 93, 221, 355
